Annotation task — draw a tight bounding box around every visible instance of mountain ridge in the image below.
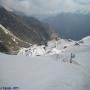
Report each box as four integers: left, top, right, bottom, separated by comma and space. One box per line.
0, 7, 57, 54
44, 13, 90, 40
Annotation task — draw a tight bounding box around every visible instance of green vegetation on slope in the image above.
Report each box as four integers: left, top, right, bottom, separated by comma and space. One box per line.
0, 27, 30, 54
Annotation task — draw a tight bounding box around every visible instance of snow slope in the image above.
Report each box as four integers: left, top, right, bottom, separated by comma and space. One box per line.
0, 36, 90, 90
81, 36, 90, 45
18, 36, 90, 57
18, 38, 76, 56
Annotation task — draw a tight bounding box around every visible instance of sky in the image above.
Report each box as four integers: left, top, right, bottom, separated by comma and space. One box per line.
0, 0, 90, 16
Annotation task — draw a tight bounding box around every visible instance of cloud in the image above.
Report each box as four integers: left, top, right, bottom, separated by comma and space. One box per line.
0, 0, 90, 16
74, 0, 90, 5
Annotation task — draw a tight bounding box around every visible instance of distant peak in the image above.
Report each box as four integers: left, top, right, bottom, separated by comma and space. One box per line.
0, 6, 8, 12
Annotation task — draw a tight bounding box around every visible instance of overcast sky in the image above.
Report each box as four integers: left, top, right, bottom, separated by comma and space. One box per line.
0, 0, 90, 16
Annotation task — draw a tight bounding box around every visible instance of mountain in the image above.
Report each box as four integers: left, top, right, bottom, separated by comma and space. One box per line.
18, 36, 90, 56
0, 24, 30, 54
44, 13, 90, 40
0, 7, 55, 54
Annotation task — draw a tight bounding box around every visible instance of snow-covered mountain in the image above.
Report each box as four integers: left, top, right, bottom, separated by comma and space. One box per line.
18, 36, 90, 57
0, 36, 90, 90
